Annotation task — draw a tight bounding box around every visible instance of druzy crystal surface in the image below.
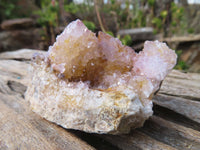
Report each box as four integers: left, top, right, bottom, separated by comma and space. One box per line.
26, 19, 177, 134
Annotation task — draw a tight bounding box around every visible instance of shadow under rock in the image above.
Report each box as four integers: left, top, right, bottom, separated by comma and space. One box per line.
65, 128, 122, 150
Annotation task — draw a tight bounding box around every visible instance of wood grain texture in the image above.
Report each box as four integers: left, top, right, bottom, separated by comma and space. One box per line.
163, 34, 200, 42
0, 49, 45, 60
0, 49, 200, 150
153, 69, 200, 124
158, 70, 200, 100
139, 116, 200, 150
154, 94, 200, 123
97, 130, 177, 150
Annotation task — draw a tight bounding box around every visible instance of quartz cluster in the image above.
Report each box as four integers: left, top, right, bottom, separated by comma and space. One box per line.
26, 19, 177, 134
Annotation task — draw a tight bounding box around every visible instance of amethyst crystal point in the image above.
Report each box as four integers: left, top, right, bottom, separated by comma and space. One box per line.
26, 19, 177, 134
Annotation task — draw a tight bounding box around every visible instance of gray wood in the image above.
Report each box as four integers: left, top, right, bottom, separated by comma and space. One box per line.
153, 94, 200, 123
97, 130, 177, 150
117, 27, 156, 41
163, 34, 200, 42
159, 70, 200, 100
153, 70, 200, 123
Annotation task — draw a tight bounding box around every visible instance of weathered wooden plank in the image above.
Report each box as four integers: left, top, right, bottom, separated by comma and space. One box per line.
153, 105, 200, 132
0, 99, 55, 150
163, 34, 200, 42
159, 70, 200, 100
0, 60, 29, 88
0, 49, 45, 60
97, 130, 177, 150
167, 70, 200, 81
153, 69, 200, 124
117, 27, 155, 41
139, 116, 200, 150
69, 130, 122, 150
153, 94, 200, 123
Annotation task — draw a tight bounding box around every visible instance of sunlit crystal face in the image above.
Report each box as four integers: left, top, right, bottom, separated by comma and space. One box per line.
48, 20, 100, 80
133, 41, 177, 81
98, 32, 136, 74
48, 19, 177, 93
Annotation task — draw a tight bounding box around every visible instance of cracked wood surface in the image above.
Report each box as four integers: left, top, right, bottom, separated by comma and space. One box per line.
0, 49, 200, 150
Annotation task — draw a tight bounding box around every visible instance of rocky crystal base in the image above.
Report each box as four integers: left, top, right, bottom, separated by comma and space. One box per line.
26, 20, 177, 134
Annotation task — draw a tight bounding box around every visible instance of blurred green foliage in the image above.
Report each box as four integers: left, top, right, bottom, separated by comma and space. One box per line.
106, 31, 114, 37
121, 35, 132, 46
170, 2, 186, 35
83, 20, 96, 32
151, 2, 186, 36
147, 0, 155, 7
152, 17, 162, 33
132, 10, 146, 28
64, 2, 79, 14
64, 1, 94, 21
1, 0, 188, 38
175, 50, 189, 70
0, 0, 27, 22
187, 28, 194, 34
34, 0, 59, 27
33, 0, 60, 46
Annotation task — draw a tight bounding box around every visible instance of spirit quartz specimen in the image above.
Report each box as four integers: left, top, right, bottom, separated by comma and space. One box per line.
26, 19, 177, 134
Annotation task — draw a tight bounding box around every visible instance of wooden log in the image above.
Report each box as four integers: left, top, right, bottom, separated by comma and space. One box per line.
117, 27, 156, 41
97, 130, 177, 150
139, 116, 200, 150
153, 94, 200, 123
153, 105, 200, 132
163, 34, 200, 43
158, 70, 200, 100
0, 49, 45, 60
153, 70, 200, 123
0, 49, 200, 150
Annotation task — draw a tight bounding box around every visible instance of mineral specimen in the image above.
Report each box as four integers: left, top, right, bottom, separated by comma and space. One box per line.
26, 19, 177, 134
